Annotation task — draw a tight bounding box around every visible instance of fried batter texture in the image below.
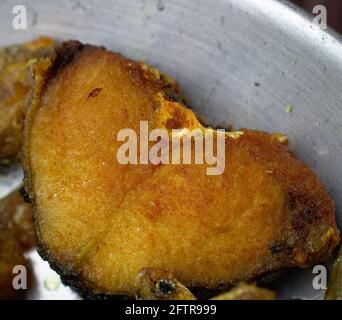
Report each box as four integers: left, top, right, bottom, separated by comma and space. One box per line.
0, 37, 55, 163
22, 41, 339, 298
0, 189, 34, 299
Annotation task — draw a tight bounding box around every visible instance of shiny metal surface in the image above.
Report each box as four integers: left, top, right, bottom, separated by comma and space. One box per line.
0, 0, 341, 300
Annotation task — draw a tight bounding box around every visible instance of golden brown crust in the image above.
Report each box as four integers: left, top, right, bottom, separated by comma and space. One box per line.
0, 37, 55, 162
21, 41, 339, 298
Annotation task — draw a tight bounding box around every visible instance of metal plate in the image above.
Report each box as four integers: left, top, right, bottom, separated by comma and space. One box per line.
0, 0, 341, 300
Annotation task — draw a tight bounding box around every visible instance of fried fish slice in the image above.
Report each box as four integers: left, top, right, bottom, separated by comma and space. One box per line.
0, 188, 34, 249
210, 283, 275, 300
22, 41, 339, 298
0, 37, 55, 163
0, 189, 34, 299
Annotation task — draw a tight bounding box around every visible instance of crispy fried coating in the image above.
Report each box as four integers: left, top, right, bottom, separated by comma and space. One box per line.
0, 189, 34, 299
22, 41, 339, 298
136, 268, 196, 300
0, 37, 55, 162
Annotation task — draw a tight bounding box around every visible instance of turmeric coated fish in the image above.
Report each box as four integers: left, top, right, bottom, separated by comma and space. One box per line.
21, 41, 339, 298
